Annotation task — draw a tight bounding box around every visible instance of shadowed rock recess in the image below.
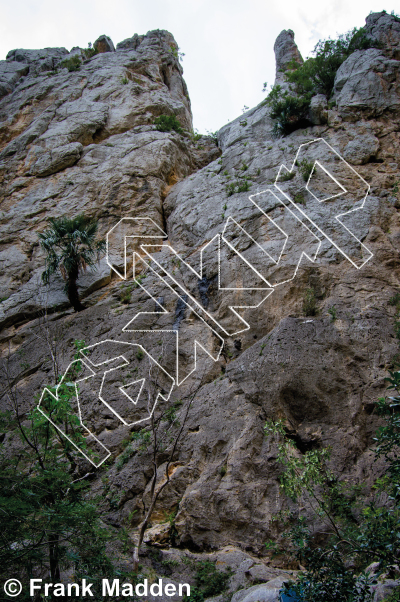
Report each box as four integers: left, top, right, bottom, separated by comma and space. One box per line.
1, 12, 400, 599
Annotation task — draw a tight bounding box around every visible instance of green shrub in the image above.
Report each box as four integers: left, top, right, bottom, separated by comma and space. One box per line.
169, 45, 185, 62
285, 27, 381, 100
294, 192, 305, 204
131, 429, 151, 453
116, 445, 136, 470
225, 182, 235, 196
154, 114, 183, 134
206, 130, 218, 143
298, 158, 314, 182
120, 285, 132, 304
225, 176, 251, 197
280, 171, 296, 182
186, 587, 204, 601
83, 46, 99, 59
265, 86, 310, 137
237, 177, 250, 193
328, 305, 337, 321
61, 55, 81, 72
192, 129, 202, 142
303, 287, 317, 316
389, 293, 400, 341
194, 561, 232, 598
281, 550, 375, 602
389, 293, 400, 308
133, 274, 144, 288
384, 587, 400, 602
164, 400, 183, 424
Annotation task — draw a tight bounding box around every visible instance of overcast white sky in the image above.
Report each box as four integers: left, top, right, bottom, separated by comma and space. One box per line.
0, 0, 396, 132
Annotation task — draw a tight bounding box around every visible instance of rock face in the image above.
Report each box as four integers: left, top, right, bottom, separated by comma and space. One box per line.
333, 13, 400, 120
0, 61, 29, 100
372, 579, 400, 601
342, 132, 380, 165
309, 93, 328, 125
27, 141, 83, 176
1, 12, 400, 595
117, 34, 143, 51
5, 47, 68, 80
334, 48, 400, 119
232, 579, 286, 602
365, 10, 400, 59
0, 29, 213, 328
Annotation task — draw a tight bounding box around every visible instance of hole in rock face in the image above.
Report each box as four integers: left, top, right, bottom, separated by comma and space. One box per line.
285, 430, 321, 453
368, 156, 384, 163
363, 401, 376, 415
280, 383, 329, 423
92, 126, 106, 144
160, 65, 170, 89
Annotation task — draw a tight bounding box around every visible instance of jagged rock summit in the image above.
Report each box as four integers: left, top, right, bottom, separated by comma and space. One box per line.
365, 9, 400, 58
273, 28, 303, 86
94, 34, 115, 53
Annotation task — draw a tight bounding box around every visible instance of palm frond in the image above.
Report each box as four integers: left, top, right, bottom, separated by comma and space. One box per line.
39, 214, 105, 284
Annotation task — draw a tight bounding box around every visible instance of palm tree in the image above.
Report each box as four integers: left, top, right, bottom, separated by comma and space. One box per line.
39, 215, 106, 311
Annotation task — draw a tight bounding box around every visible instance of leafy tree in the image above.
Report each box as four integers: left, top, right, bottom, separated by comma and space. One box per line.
0, 341, 114, 599
265, 86, 310, 136
39, 214, 105, 311
264, 366, 400, 601
285, 27, 379, 100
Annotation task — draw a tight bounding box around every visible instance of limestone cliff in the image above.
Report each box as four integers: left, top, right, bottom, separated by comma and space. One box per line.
1, 12, 400, 600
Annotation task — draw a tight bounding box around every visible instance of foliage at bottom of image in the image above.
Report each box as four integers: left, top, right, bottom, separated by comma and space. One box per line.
384, 587, 400, 602
185, 560, 233, 601
264, 366, 400, 602
0, 341, 120, 600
